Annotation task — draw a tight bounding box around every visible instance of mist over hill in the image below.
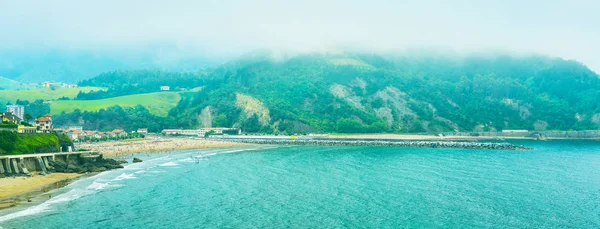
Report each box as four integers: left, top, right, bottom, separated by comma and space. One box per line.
0, 46, 228, 83
50, 50, 600, 133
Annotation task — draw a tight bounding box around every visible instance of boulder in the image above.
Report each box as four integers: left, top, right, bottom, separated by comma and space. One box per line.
91, 167, 107, 173
132, 158, 143, 163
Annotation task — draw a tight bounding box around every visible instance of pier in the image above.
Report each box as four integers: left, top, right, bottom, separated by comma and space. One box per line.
214, 138, 531, 150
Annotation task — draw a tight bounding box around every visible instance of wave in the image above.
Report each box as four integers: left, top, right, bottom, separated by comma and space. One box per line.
159, 162, 179, 167
0, 189, 85, 223
178, 158, 194, 162
86, 181, 109, 191
113, 173, 136, 181
221, 148, 259, 154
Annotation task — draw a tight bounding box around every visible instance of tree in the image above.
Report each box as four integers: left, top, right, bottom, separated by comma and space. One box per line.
204, 130, 216, 138
24, 113, 33, 123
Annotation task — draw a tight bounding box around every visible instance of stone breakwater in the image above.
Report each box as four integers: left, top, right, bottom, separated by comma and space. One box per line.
215, 138, 532, 150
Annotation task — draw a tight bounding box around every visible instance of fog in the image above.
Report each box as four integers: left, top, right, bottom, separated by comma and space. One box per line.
1, 0, 599, 71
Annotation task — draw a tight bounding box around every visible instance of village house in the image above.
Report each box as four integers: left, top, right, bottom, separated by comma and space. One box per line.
160, 86, 170, 91
137, 128, 148, 135
2, 112, 22, 124
65, 130, 86, 141
85, 131, 101, 139
112, 129, 128, 137
35, 114, 53, 133
104, 132, 116, 138
161, 129, 184, 135
17, 125, 37, 133
42, 82, 78, 88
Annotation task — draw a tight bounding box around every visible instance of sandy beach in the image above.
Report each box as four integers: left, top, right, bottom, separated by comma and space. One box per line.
77, 137, 248, 157
0, 137, 246, 209
0, 173, 82, 208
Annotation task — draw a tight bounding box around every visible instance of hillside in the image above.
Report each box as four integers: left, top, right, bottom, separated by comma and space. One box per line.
0, 76, 24, 90
0, 87, 103, 104
51, 92, 181, 117
172, 51, 600, 134
52, 51, 600, 134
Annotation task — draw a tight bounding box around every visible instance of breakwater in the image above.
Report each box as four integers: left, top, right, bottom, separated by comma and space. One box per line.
215, 138, 531, 150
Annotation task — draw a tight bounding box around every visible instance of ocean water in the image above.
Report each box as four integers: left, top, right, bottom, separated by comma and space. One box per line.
1, 141, 600, 228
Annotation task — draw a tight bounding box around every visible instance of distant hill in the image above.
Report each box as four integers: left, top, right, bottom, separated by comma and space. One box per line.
171, 51, 600, 133
0, 47, 224, 83
0, 76, 25, 90
50, 50, 600, 134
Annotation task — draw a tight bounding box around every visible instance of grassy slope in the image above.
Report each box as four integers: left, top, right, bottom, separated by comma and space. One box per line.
0, 76, 22, 90
0, 87, 103, 103
50, 92, 181, 117
10, 134, 59, 155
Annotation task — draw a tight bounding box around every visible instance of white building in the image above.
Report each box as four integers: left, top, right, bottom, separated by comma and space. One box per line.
6, 105, 24, 120
198, 128, 238, 136
501, 130, 529, 133
160, 86, 170, 91
161, 128, 239, 136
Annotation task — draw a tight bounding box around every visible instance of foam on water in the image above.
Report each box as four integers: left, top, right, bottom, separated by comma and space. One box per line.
159, 162, 178, 167
0, 182, 92, 223
178, 158, 194, 162
113, 173, 136, 181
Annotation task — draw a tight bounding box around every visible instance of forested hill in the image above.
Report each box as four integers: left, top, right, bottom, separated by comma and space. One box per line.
58, 51, 600, 134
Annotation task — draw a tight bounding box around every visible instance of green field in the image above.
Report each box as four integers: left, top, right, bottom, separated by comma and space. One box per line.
50, 92, 181, 117
0, 87, 104, 103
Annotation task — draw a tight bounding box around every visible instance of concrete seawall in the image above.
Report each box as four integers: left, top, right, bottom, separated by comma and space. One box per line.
0, 152, 99, 176
214, 138, 531, 150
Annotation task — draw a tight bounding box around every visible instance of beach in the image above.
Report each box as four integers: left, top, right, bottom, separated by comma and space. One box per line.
0, 173, 82, 209
0, 137, 247, 210
77, 137, 248, 157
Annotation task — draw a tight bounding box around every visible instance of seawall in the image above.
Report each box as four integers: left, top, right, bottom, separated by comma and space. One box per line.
213, 138, 531, 150
0, 152, 123, 177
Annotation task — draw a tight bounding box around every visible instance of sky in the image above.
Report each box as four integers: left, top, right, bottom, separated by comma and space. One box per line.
1, 0, 599, 72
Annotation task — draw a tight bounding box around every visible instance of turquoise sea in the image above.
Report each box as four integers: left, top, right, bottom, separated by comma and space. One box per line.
1, 141, 600, 228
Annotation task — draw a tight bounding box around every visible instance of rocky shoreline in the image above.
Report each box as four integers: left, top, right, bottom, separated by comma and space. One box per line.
215, 138, 532, 150
48, 154, 126, 174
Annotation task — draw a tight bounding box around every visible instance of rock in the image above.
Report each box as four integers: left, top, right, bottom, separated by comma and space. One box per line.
132, 158, 143, 163
117, 159, 128, 164
91, 167, 107, 173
